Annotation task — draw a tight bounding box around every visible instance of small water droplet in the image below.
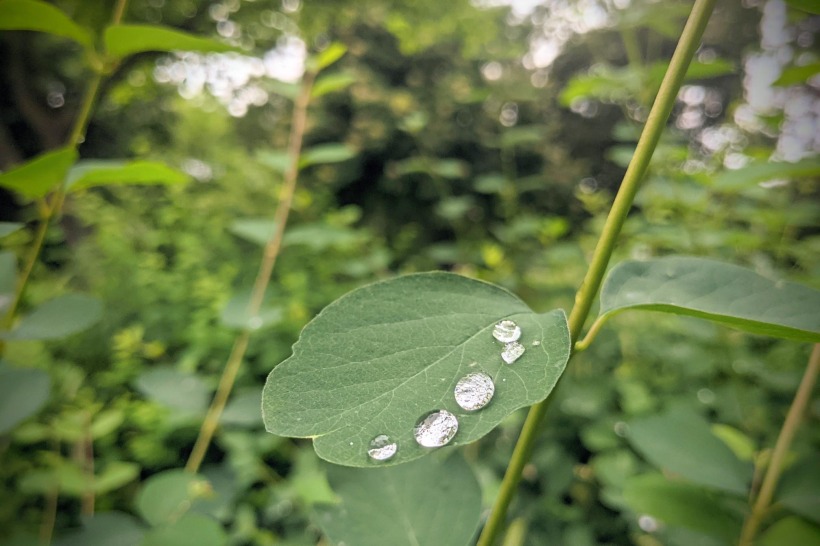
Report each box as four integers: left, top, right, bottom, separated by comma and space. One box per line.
638, 515, 659, 532
493, 320, 522, 343
414, 410, 458, 447
248, 316, 264, 330
349, 441, 354, 446
367, 434, 397, 461
614, 421, 629, 437
501, 341, 525, 364
454, 372, 495, 411
531, 340, 541, 346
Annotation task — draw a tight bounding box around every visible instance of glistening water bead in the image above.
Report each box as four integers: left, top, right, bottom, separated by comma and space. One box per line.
414, 410, 459, 447
501, 341, 525, 364
492, 319, 522, 343
454, 372, 495, 411
367, 434, 397, 461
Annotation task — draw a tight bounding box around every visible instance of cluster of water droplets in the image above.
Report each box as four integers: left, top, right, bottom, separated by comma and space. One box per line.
494, 320, 525, 364
366, 319, 528, 462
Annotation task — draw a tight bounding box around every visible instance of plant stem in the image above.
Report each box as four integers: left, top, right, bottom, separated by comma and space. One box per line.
475, 1, 717, 544
738, 343, 820, 546
185, 71, 316, 474
3, 0, 128, 328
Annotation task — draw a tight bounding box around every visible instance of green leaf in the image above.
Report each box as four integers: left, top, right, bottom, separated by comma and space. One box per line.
0, 252, 16, 314
622, 474, 742, 542
53, 512, 145, 546
314, 453, 482, 546
134, 367, 210, 416
104, 24, 241, 59
220, 389, 263, 427
228, 218, 274, 246
256, 150, 290, 173
229, 219, 361, 251
299, 144, 357, 168
141, 513, 227, 546
135, 470, 211, 526
263, 272, 571, 467
0, 147, 77, 200
775, 457, 820, 525
311, 72, 356, 98
0, 0, 92, 48
598, 257, 820, 342
774, 63, 820, 86
94, 462, 139, 495
219, 290, 283, 331
758, 516, 820, 546
710, 424, 756, 461
0, 364, 51, 434
710, 158, 820, 192
784, 0, 820, 14
309, 42, 347, 71
626, 407, 752, 495
65, 160, 189, 192
2, 294, 103, 340
0, 222, 24, 238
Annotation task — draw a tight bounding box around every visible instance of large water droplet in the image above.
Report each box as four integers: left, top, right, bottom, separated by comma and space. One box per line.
501, 341, 525, 364
493, 320, 521, 343
414, 410, 458, 447
367, 434, 397, 461
454, 372, 495, 411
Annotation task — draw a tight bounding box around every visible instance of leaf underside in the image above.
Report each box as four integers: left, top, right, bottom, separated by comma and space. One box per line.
599, 257, 820, 342
262, 272, 571, 467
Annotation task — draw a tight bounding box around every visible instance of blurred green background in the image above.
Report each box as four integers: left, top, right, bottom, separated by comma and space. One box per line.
0, 0, 818, 544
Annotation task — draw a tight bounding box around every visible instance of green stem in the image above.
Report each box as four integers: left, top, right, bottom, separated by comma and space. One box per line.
573, 314, 608, 352
3, 0, 128, 329
475, 1, 717, 544
738, 343, 820, 546
185, 71, 317, 474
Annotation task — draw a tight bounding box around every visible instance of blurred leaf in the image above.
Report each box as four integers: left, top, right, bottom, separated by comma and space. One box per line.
256, 150, 290, 173
314, 453, 481, 546
500, 126, 543, 148
135, 470, 210, 526
774, 63, 820, 86
299, 144, 357, 168
599, 257, 820, 342
141, 513, 227, 546
221, 389, 263, 427
710, 424, 756, 461
622, 473, 742, 542
311, 72, 356, 98
53, 512, 145, 546
710, 158, 820, 192
263, 272, 571, 467
784, 0, 820, 14
393, 157, 468, 178
65, 160, 189, 192
309, 42, 347, 71
0, 222, 24, 238
228, 218, 274, 245
0, 0, 92, 48
104, 24, 240, 59
776, 457, 820, 525
90, 409, 125, 439
0, 252, 16, 314
0, 364, 51, 434
284, 223, 362, 250
134, 367, 210, 415
269, 80, 300, 100
473, 174, 505, 194
0, 147, 77, 200
219, 290, 282, 331
288, 449, 337, 506
2, 294, 103, 340
627, 407, 752, 495
189, 465, 239, 522
94, 462, 140, 494
758, 516, 820, 546
647, 59, 736, 83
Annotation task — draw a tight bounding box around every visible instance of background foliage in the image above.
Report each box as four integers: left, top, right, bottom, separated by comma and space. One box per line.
0, 0, 818, 544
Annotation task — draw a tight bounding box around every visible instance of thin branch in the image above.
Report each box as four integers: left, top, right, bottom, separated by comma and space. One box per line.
185, 71, 317, 474
475, 0, 718, 543
738, 343, 820, 546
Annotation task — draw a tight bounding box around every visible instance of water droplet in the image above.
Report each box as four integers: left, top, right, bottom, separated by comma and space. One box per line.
454, 372, 495, 411
349, 441, 354, 446
501, 341, 525, 364
638, 515, 659, 532
367, 434, 397, 461
493, 320, 522, 343
248, 316, 263, 330
414, 410, 458, 447
531, 340, 541, 346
